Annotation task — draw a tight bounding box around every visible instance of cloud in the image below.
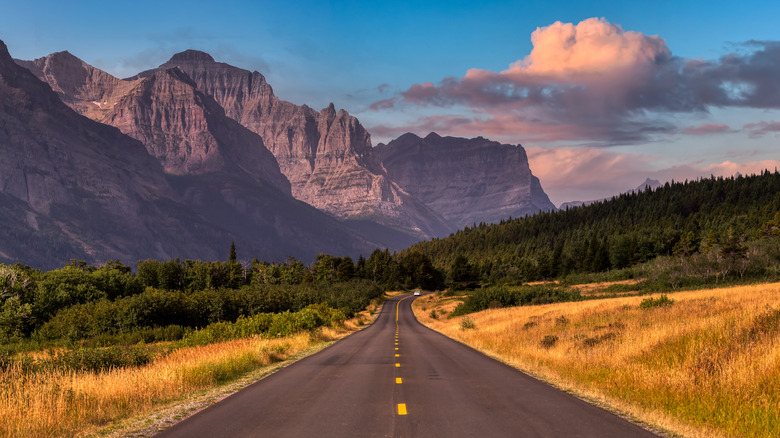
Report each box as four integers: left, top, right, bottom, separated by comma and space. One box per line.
681, 123, 733, 136
743, 120, 780, 137
369, 97, 400, 111
368, 112, 674, 146
376, 17, 780, 146
526, 146, 780, 206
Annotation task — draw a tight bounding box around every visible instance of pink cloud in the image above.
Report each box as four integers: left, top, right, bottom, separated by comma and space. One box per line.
369, 97, 399, 111
507, 18, 668, 79
743, 120, 780, 137
376, 18, 780, 146
525, 145, 780, 206
682, 123, 732, 135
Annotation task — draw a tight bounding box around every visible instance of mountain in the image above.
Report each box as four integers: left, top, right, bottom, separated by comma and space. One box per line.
15, 47, 561, 253
375, 133, 556, 229
101, 66, 289, 192
142, 51, 451, 240
0, 40, 232, 268
559, 178, 663, 210
14, 50, 140, 121
2, 40, 375, 268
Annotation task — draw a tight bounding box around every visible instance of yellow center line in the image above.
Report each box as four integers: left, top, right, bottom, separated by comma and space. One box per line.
395, 347, 398, 350
396, 363, 400, 367
396, 377, 402, 384
397, 403, 407, 415
395, 354, 400, 357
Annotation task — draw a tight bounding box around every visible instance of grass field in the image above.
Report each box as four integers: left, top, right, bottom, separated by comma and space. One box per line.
0, 302, 380, 437
413, 283, 780, 438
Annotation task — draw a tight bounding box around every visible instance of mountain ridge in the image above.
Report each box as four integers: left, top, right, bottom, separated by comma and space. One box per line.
1, 40, 377, 268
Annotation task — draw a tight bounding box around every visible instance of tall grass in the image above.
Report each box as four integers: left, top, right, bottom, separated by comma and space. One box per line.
414, 283, 780, 438
0, 312, 371, 437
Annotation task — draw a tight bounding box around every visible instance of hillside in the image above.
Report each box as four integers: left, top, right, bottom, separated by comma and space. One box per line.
410, 171, 780, 283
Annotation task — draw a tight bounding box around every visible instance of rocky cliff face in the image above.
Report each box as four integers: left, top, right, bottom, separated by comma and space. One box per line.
375, 133, 556, 229
153, 51, 451, 239
2, 41, 375, 268
15, 51, 140, 120
102, 67, 290, 193
0, 40, 226, 267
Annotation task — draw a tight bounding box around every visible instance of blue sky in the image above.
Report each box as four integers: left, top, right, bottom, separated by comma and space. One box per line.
2, 0, 779, 205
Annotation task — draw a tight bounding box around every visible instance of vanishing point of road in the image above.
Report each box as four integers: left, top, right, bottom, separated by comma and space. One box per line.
157, 293, 658, 437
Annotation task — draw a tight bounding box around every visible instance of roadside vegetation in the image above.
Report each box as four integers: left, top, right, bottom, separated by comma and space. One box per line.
414, 283, 780, 438
0, 245, 441, 437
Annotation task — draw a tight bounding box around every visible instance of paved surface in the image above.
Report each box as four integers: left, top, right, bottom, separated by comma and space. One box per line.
157, 294, 658, 437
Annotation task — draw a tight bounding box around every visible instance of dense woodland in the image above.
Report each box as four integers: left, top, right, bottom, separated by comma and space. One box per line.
411, 171, 780, 288
0, 244, 442, 348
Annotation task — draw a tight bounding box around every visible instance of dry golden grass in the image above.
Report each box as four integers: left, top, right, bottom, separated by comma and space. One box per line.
0, 306, 377, 438
571, 278, 643, 296
414, 283, 780, 438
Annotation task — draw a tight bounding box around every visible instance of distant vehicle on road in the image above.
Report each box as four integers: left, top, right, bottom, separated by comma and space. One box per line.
413, 290, 421, 296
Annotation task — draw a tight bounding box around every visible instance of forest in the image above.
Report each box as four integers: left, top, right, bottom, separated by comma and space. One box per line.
411, 170, 780, 289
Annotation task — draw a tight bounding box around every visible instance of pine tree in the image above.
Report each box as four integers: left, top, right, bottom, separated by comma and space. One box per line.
229, 241, 237, 263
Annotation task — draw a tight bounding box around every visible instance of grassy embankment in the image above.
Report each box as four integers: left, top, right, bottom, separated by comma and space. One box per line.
0, 300, 383, 437
413, 283, 780, 438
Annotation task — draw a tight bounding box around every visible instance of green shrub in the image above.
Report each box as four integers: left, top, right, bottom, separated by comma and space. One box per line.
460, 316, 476, 330
639, 294, 674, 309
48, 345, 154, 372
450, 284, 582, 316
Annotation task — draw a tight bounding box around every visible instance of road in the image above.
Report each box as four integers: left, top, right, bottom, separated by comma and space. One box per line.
157, 293, 658, 437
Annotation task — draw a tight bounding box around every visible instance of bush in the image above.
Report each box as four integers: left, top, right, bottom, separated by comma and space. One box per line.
640, 294, 674, 309
48, 345, 154, 372
539, 335, 558, 349
460, 316, 476, 330
450, 284, 581, 316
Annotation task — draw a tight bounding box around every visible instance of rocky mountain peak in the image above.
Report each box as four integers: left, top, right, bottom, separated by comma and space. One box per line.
168, 50, 216, 64
376, 133, 555, 229
156, 66, 198, 88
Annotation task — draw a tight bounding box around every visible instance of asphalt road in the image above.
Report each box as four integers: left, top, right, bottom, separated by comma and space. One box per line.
157, 294, 658, 437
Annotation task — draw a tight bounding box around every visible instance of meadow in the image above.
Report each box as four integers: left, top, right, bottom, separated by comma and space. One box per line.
413, 282, 780, 438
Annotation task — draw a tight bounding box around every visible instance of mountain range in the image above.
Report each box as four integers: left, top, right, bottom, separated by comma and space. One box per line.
2, 40, 555, 268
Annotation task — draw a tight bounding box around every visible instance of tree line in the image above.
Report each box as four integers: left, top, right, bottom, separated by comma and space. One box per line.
0, 247, 443, 343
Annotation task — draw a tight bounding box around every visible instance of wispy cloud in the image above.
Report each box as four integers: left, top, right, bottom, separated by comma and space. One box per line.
371, 18, 780, 146
743, 120, 780, 137
681, 123, 733, 136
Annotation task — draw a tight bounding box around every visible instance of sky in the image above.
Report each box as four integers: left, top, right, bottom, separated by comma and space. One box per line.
1, 0, 779, 206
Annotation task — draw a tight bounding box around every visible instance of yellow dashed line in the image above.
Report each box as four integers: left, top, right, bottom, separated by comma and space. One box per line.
396, 363, 400, 367
396, 377, 402, 384
395, 347, 399, 350
397, 403, 407, 415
